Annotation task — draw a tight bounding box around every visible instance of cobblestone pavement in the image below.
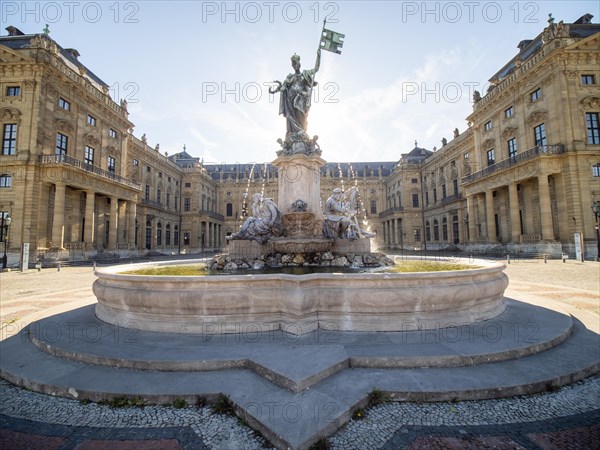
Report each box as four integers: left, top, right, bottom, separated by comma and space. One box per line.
0, 258, 598, 449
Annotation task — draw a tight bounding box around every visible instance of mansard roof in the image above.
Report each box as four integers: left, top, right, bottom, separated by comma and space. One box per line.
0, 29, 108, 88
489, 13, 600, 83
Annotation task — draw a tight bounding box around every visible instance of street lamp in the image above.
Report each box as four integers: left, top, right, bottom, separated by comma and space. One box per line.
592, 201, 600, 262
1, 212, 11, 270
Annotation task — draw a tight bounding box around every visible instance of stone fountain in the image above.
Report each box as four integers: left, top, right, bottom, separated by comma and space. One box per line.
93, 49, 509, 336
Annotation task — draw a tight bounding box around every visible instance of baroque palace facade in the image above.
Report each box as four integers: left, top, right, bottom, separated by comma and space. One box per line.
1, 14, 599, 266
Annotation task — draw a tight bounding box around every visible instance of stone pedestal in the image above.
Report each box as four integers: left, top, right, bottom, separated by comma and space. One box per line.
227, 240, 273, 259
332, 238, 372, 254
272, 154, 326, 222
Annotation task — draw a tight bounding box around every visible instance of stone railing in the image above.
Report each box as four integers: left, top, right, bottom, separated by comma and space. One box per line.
38, 154, 141, 189
199, 210, 225, 221
142, 198, 163, 209
441, 193, 462, 204
461, 144, 565, 185
520, 234, 541, 243
378, 207, 404, 218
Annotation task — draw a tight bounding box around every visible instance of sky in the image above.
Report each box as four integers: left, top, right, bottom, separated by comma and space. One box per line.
2, 1, 599, 164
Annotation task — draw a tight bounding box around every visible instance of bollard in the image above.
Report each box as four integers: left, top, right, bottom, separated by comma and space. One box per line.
507, 254, 510, 264
544, 254, 547, 264
93, 261, 97, 271
562, 254, 567, 263
57, 262, 61, 272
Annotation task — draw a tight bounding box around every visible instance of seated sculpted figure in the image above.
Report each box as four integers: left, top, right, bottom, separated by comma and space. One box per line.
323, 188, 375, 240
323, 188, 353, 240
228, 193, 284, 244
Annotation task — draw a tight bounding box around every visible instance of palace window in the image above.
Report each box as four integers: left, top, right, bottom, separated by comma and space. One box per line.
442, 217, 448, 241
87, 115, 96, 126
184, 198, 191, 212
433, 220, 440, 241
109, 128, 117, 138
463, 152, 469, 160
226, 203, 233, 217
6, 86, 20, 96
174, 196, 178, 211
370, 200, 377, 214
133, 159, 138, 166
157, 189, 161, 203
58, 97, 71, 110
414, 228, 421, 242
534, 123, 547, 146
165, 224, 171, 246
0, 174, 11, 188
487, 149, 495, 166
530, 88, 541, 101
505, 106, 514, 118
184, 182, 191, 188
412, 193, 419, 208
156, 223, 162, 246
166, 193, 170, 208
508, 138, 518, 159
84, 146, 94, 165
2, 124, 17, 155
145, 185, 150, 201
442, 184, 447, 199
183, 232, 190, 246
484, 120, 493, 131
145, 221, 152, 250
581, 75, 596, 85
411, 178, 418, 184
593, 163, 600, 177
56, 133, 68, 156
107, 156, 116, 173
586, 112, 599, 144
425, 222, 431, 241
453, 179, 458, 195
174, 226, 179, 245
433, 188, 437, 203
425, 191, 429, 206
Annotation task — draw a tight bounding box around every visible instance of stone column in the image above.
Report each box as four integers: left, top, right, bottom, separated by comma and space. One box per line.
52, 182, 66, 248
485, 190, 496, 242
84, 190, 95, 247
109, 196, 118, 249
127, 201, 136, 248
391, 220, 396, 246
508, 183, 520, 243
466, 195, 476, 243
538, 174, 554, 240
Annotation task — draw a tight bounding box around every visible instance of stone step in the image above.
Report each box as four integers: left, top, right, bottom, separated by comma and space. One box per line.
25, 300, 571, 392
0, 303, 598, 450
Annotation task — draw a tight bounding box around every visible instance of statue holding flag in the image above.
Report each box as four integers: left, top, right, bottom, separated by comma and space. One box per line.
270, 20, 344, 157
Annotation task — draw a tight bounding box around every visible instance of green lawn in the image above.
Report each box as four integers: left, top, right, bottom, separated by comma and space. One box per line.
122, 264, 207, 276
386, 261, 477, 272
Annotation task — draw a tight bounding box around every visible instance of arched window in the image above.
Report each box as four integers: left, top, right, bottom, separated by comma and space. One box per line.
145, 220, 152, 250
425, 221, 431, 242
442, 217, 448, 241
156, 222, 162, 246
433, 219, 439, 241
0, 174, 11, 188
165, 224, 171, 246
173, 225, 179, 247
452, 215, 460, 244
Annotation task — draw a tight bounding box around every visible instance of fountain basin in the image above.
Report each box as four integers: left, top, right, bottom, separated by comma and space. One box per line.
93, 258, 508, 335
